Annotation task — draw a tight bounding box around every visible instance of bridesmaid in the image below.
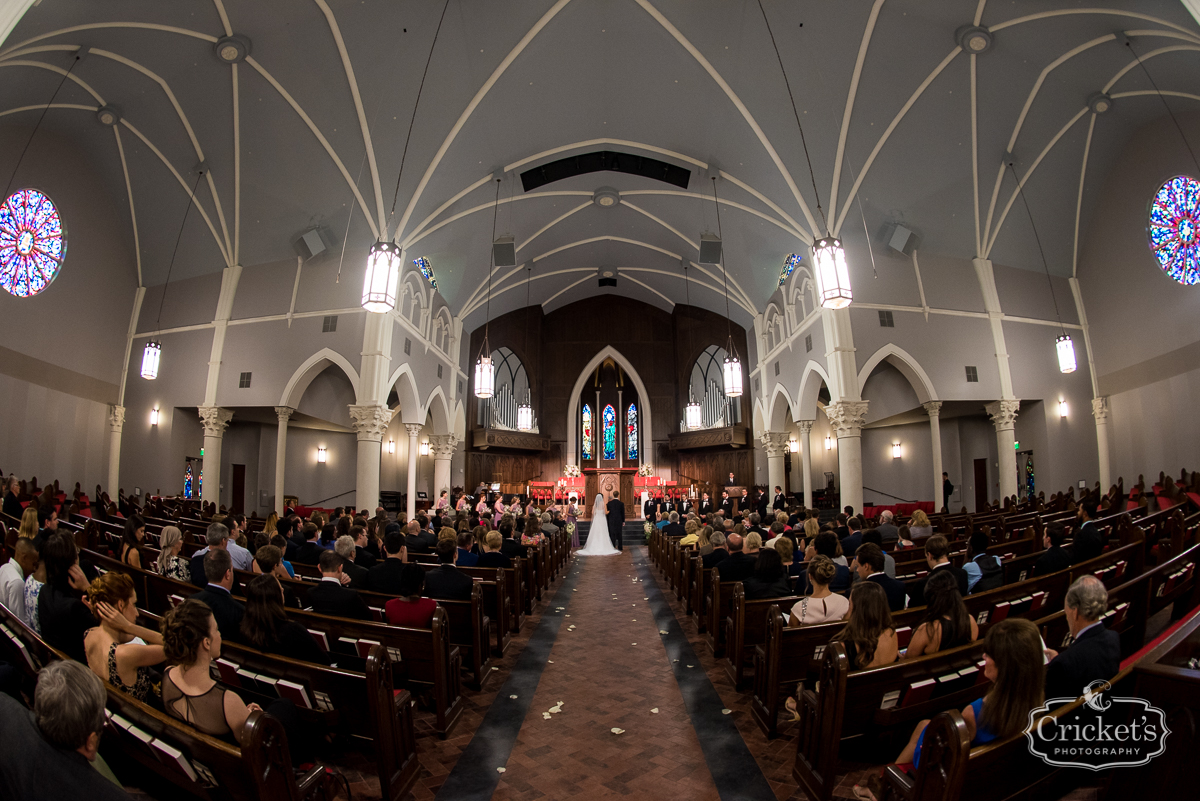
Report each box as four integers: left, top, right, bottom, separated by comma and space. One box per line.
567, 498, 580, 548
456, 492, 470, 513
435, 490, 450, 513
475, 494, 490, 518
493, 494, 506, 526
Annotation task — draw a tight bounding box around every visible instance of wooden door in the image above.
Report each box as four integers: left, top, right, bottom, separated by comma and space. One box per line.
232, 464, 246, 514
973, 458, 987, 514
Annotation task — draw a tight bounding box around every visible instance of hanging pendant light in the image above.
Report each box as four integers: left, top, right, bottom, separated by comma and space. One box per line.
362, 241, 402, 312
686, 390, 702, 430
811, 236, 853, 309
141, 341, 162, 380
722, 346, 743, 398
474, 352, 495, 399
1056, 334, 1077, 374
475, 179, 502, 400
516, 263, 534, 430
517, 390, 532, 431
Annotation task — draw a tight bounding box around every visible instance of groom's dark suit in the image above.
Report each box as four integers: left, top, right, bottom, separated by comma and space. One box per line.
606, 497, 626, 551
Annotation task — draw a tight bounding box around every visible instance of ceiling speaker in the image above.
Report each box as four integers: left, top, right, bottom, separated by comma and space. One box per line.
888, 225, 915, 255
294, 228, 327, 260
699, 234, 722, 265
493, 235, 516, 267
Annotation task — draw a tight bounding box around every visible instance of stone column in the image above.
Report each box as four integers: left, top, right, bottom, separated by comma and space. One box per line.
986, 399, 1021, 502
404, 423, 423, 519
198, 406, 234, 506
798, 420, 815, 509
825, 401, 869, 514
273, 407, 293, 515
760, 432, 788, 500
1092, 397, 1112, 491
349, 405, 389, 515
924, 401, 943, 510
430, 434, 460, 499
107, 405, 125, 497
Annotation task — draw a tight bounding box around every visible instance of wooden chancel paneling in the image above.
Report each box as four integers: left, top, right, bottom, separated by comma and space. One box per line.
466, 445, 562, 491
675, 449, 753, 493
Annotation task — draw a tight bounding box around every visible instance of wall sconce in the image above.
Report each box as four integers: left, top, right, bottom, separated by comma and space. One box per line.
388, 439, 395, 454
1059, 399, 1068, 418
789, 437, 799, 453
150, 407, 159, 426
317, 447, 327, 464
825, 435, 833, 451
419, 441, 430, 456
892, 442, 902, 459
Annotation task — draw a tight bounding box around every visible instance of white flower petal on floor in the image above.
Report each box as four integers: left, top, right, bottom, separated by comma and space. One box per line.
650, 708, 659, 714
610, 727, 625, 735
721, 709, 732, 715
497, 767, 506, 773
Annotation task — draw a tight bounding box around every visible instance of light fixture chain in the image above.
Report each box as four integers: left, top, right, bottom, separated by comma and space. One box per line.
1006, 162, 1064, 334
1124, 39, 1200, 175
156, 170, 205, 330
711, 177, 735, 354
3, 50, 82, 202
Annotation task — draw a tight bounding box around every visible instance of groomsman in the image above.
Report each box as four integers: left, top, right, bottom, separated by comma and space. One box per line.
678, 494, 692, 515
643, 495, 656, 520
720, 491, 734, 518
772, 486, 786, 511
698, 493, 713, 517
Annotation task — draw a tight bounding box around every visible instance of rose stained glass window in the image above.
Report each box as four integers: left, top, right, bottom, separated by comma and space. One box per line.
602, 404, 616, 461
0, 188, 66, 297
1149, 175, 1200, 285
582, 404, 592, 460
626, 403, 638, 460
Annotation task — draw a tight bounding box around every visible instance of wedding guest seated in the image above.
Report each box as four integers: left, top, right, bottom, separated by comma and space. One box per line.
352, 525, 378, 567
38, 532, 96, 663
385, 564, 438, 628
719, 533, 757, 581
678, 519, 700, 548
476, 531, 513, 568
853, 619, 1045, 801
189, 523, 232, 587
906, 509, 933, 539
0, 659, 132, 800
789, 556, 850, 626
894, 525, 915, 550
743, 548, 793, 599
366, 528, 409, 594
456, 532, 479, 566
499, 523, 527, 559
905, 535, 969, 607
764, 521, 787, 549
424, 540, 474, 601
697, 525, 715, 556
701, 532, 728, 568
334, 536, 369, 589
292, 523, 325, 565
83, 572, 164, 703
191, 550, 244, 643
964, 531, 1003, 593
853, 543, 906, 611
775, 536, 803, 578
309, 550, 370, 620
840, 517, 864, 555
0, 536, 37, 626
155, 526, 191, 581
241, 574, 330, 665
1043, 576, 1120, 701
831, 582, 899, 670
804, 532, 852, 592
252, 544, 289, 580
119, 515, 146, 570
859, 530, 895, 577
663, 512, 686, 538
1030, 521, 1071, 577
901, 570, 978, 659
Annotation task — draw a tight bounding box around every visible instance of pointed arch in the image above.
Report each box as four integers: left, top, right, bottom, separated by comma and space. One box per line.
387, 362, 423, 424
797, 360, 834, 417
767, 383, 795, 431
565, 345, 654, 466
279, 347, 361, 408
423, 385, 451, 435
857, 343, 939, 405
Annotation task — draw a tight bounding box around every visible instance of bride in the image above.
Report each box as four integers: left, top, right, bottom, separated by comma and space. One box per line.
577, 493, 619, 556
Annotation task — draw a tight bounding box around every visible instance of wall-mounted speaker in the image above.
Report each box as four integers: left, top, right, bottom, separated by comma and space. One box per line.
888, 225, 915, 255
294, 228, 328, 260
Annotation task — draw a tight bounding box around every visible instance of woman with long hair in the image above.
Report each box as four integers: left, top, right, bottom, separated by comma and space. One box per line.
240, 574, 330, 665
697, 525, 714, 556
384, 563, 438, 628
156, 526, 191, 581
83, 571, 164, 703
907, 509, 933, 538
853, 619, 1046, 800
17, 506, 38, 540
903, 569, 978, 659
830, 582, 898, 670
743, 548, 793, 599
120, 514, 146, 569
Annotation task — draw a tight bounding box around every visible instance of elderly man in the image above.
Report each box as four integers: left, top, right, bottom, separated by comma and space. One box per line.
719, 532, 758, 582
189, 522, 232, 587
0, 660, 131, 799
1043, 575, 1120, 700
702, 532, 729, 569
540, 512, 559, 537
875, 510, 899, 543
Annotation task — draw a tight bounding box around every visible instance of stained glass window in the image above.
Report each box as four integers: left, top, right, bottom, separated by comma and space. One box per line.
1149, 176, 1200, 285
778, 253, 801, 286
184, 463, 194, 499
414, 256, 437, 289
0, 188, 66, 297
602, 404, 616, 461
582, 404, 592, 460
626, 403, 638, 460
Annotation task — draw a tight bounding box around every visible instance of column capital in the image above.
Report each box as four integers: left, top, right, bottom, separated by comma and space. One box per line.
404, 423, 424, 438
759, 431, 789, 458
824, 401, 869, 437
274, 406, 294, 423
1091, 396, 1110, 422
796, 419, 815, 434
198, 406, 233, 437
108, 404, 126, 433
923, 401, 943, 417
430, 434, 460, 460
349, 404, 391, 442
985, 399, 1020, 432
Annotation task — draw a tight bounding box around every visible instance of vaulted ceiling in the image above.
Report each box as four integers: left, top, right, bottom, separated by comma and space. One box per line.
2, 0, 1197, 329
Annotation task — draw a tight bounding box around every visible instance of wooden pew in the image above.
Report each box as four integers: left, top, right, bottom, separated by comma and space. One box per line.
705, 571, 738, 657
722, 585, 802, 688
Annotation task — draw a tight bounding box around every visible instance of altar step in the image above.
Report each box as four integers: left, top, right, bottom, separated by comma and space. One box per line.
574, 520, 648, 546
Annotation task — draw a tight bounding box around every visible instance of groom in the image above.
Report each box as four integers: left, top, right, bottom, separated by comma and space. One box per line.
606, 491, 626, 551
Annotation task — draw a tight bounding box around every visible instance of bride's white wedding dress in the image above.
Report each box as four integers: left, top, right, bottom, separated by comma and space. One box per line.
577, 493, 619, 556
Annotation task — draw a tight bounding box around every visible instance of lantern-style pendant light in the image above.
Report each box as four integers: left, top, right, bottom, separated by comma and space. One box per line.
362, 241, 402, 312
722, 346, 743, 397
141, 341, 161, 380
811, 236, 853, 309
1056, 334, 1077, 374
685, 390, 702, 430
517, 391, 532, 431
474, 353, 494, 399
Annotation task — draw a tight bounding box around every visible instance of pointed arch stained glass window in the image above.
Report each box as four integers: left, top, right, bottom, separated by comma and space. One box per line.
0, 188, 66, 297
1149, 175, 1200, 285
184, 463, 194, 499
582, 404, 593, 460
414, 256, 437, 289
602, 404, 616, 461
626, 403, 638, 460
779, 253, 801, 286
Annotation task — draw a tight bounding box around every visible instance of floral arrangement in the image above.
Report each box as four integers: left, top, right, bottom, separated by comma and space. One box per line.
565, 523, 575, 536
643, 520, 653, 543
637, 464, 654, 477
563, 464, 581, 478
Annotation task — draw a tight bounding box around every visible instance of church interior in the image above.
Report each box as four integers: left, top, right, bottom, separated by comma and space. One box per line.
1, 0, 1199, 798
